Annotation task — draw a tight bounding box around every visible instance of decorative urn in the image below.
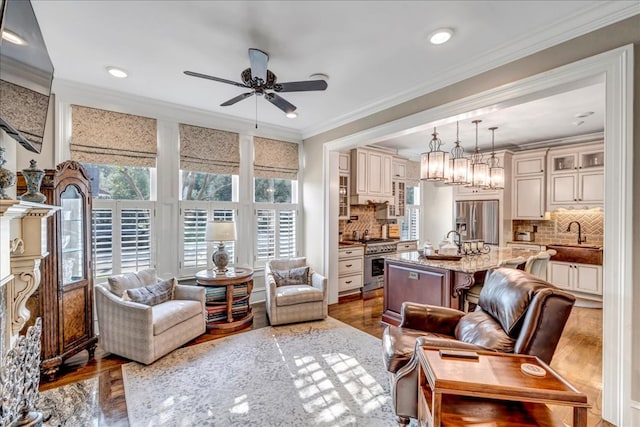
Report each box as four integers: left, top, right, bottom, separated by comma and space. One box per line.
0, 147, 16, 199
19, 159, 47, 203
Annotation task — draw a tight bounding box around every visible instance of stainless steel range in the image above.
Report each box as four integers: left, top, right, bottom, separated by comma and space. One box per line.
361, 239, 398, 291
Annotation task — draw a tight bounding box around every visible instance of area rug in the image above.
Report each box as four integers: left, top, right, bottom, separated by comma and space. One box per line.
37, 377, 99, 426
122, 317, 397, 426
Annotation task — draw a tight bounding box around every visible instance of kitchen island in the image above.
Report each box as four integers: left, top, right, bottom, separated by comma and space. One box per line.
382, 248, 540, 325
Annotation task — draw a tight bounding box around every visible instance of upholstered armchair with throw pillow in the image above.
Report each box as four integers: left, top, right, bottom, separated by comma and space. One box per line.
95, 268, 206, 364
382, 267, 575, 425
265, 257, 328, 326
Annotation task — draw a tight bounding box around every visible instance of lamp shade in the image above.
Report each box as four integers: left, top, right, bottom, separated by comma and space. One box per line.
205, 221, 237, 242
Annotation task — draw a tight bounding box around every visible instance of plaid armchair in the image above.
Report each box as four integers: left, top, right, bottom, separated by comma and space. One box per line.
95, 269, 206, 364
265, 257, 328, 326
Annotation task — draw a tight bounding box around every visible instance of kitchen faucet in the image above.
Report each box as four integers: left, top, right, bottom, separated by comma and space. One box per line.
567, 221, 586, 245
446, 230, 462, 253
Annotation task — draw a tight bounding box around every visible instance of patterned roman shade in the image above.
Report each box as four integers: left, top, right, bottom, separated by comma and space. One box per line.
70, 105, 157, 168
253, 137, 299, 179
179, 124, 240, 175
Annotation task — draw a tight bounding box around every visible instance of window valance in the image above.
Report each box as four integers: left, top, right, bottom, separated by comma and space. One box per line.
253, 137, 299, 179
70, 105, 157, 168
179, 124, 240, 175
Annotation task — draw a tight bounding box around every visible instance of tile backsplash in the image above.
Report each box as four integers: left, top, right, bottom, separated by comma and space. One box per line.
513, 208, 603, 246
339, 205, 387, 240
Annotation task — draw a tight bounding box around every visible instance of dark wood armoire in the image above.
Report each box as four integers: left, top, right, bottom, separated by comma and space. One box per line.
18, 160, 97, 379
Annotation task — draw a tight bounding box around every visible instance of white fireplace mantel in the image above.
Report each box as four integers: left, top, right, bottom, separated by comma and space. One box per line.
0, 199, 58, 355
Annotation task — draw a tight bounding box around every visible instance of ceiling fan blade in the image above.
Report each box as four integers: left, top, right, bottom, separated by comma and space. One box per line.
264, 92, 297, 114
274, 80, 328, 92
220, 92, 254, 106
184, 71, 248, 88
248, 48, 269, 84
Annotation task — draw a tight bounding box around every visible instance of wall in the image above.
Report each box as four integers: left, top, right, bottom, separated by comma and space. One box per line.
513, 208, 604, 246
303, 15, 640, 424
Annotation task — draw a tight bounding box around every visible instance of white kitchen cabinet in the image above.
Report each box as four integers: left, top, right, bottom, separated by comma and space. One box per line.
350, 147, 394, 204
338, 245, 364, 293
454, 151, 507, 201
511, 150, 546, 219
392, 157, 407, 179
338, 152, 350, 173
547, 142, 604, 210
396, 240, 417, 252
548, 261, 602, 297
514, 175, 545, 219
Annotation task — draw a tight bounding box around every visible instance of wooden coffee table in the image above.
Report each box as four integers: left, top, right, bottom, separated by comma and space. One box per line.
417, 347, 589, 427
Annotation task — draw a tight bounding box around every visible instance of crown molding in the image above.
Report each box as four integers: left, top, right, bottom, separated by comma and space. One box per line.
51, 79, 303, 143
302, 2, 640, 139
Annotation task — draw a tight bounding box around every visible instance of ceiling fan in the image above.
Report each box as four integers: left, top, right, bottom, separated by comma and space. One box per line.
184, 48, 328, 117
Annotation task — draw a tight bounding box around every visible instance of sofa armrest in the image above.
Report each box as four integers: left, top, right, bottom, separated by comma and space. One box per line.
400, 302, 465, 335
95, 285, 153, 325
311, 271, 327, 295
174, 284, 205, 303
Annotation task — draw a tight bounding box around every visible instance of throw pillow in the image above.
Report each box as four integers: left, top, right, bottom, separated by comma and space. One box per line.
108, 268, 157, 297
272, 266, 310, 286
122, 277, 176, 306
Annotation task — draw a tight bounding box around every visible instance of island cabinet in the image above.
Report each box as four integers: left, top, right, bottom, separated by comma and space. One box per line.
382, 259, 481, 325
382, 248, 541, 325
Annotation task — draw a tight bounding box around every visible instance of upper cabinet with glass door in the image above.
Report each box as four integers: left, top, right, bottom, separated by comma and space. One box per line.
547, 141, 604, 209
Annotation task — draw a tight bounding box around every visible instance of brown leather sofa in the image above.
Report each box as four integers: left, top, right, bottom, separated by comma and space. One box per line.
382, 267, 576, 425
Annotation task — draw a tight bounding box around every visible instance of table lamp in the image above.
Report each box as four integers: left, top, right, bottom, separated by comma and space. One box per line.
205, 220, 237, 272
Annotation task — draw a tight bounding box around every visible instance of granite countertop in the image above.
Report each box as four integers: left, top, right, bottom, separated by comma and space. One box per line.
339, 241, 365, 248
385, 247, 542, 274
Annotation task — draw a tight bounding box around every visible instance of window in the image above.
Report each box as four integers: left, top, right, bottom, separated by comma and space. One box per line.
255, 207, 297, 263
402, 185, 420, 241
180, 171, 235, 201
92, 200, 155, 281
179, 203, 236, 276
254, 178, 296, 203
83, 163, 151, 200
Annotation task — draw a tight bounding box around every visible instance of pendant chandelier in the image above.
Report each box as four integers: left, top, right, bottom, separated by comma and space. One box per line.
468, 119, 489, 188
487, 126, 505, 189
420, 127, 447, 181
446, 121, 469, 185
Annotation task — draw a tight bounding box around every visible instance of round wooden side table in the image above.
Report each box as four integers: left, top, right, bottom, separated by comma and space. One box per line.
195, 266, 254, 333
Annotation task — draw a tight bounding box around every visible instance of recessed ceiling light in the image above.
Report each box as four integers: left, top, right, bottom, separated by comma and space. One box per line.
574, 111, 594, 118
1, 30, 26, 45
572, 120, 585, 126
106, 66, 128, 78
429, 28, 453, 45
286, 111, 298, 119
309, 73, 329, 81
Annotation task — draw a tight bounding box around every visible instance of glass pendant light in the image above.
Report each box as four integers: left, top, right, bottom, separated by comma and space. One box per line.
446, 121, 469, 185
468, 119, 489, 188
420, 127, 446, 181
487, 126, 505, 189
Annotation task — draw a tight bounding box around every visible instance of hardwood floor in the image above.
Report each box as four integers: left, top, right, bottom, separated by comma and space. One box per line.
40, 290, 608, 426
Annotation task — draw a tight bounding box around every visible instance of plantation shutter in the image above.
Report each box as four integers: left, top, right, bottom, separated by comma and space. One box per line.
278, 210, 297, 258
120, 207, 153, 273
179, 124, 240, 175
70, 105, 157, 167
91, 208, 114, 278
181, 207, 209, 270
253, 137, 299, 179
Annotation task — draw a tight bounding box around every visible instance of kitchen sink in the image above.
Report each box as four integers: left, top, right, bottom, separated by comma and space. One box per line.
547, 244, 603, 265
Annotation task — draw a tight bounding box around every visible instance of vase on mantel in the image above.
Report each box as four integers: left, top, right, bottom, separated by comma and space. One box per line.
19, 159, 46, 203
0, 146, 16, 200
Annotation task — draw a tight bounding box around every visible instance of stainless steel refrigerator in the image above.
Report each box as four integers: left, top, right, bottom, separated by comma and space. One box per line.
455, 200, 499, 245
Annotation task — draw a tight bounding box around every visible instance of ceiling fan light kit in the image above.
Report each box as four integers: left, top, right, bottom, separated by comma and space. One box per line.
184, 48, 327, 118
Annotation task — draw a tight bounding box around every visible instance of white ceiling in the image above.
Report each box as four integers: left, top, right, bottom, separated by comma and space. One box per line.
29, 1, 638, 146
